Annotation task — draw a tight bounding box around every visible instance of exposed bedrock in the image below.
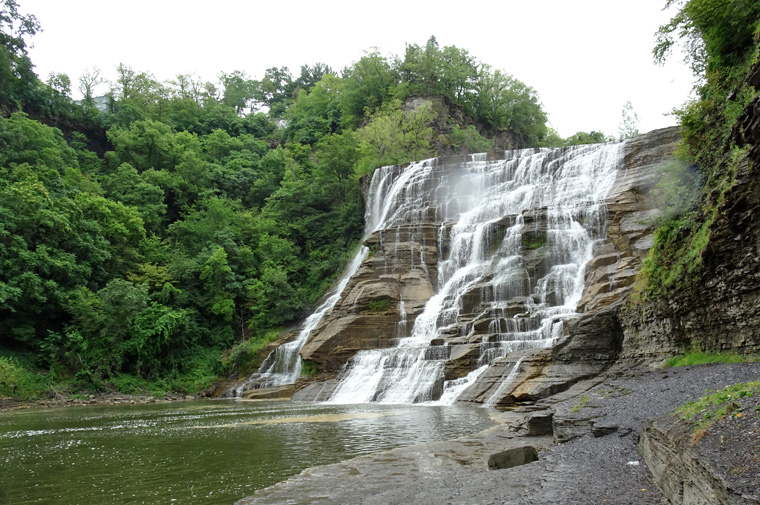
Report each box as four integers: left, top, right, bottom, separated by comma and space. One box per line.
638, 415, 760, 505
297, 126, 682, 404
299, 224, 440, 372
621, 69, 760, 360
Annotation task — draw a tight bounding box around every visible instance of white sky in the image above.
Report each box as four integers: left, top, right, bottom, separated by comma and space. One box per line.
20, 0, 694, 138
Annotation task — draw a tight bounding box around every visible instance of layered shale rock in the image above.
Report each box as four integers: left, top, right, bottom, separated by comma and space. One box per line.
621, 61, 760, 360
299, 223, 440, 372
483, 127, 682, 404
295, 131, 682, 404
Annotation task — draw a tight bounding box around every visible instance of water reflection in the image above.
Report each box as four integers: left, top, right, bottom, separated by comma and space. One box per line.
0, 401, 493, 505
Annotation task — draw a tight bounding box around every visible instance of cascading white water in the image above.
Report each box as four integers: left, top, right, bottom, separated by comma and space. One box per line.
329, 143, 623, 405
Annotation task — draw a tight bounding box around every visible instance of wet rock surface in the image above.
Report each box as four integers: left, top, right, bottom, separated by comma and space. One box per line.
295, 127, 682, 406
236, 362, 760, 505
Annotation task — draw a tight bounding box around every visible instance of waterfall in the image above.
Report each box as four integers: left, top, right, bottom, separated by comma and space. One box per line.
328, 143, 622, 405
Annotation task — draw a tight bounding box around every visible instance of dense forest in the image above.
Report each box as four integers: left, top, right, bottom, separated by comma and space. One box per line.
0, 0, 650, 399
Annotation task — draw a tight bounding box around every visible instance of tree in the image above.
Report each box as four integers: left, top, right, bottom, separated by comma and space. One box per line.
0, 0, 38, 59
128, 302, 192, 378
283, 73, 343, 144
314, 131, 360, 198
219, 70, 258, 115
653, 0, 760, 167
400, 36, 443, 96
654, 0, 760, 76
111, 63, 168, 118
101, 163, 167, 234
618, 101, 640, 140
200, 247, 237, 321
46, 72, 71, 96
170, 73, 205, 107
438, 44, 479, 102
293, 62, 333, 94
78, 67, 104, 108
445, 124, 494, 153
0, 115, 147, 346
106, 119, 188, 171
563, 131, 611, 146
472, 67, 548, 144
357, 98, 437, 168
339, 50, 399, 128
64, 280, 149, 378
254, 66, 295, 116
0, 0, 40, 107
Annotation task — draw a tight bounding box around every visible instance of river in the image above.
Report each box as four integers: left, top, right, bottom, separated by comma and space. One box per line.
0, 400, 494, 504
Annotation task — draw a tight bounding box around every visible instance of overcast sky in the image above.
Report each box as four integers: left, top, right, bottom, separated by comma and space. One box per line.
20, 0, 694, 138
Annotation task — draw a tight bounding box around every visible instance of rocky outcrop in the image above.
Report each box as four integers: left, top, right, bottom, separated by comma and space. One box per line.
620, 63, 760, 360
460, 127, 681, 404
294, 128, 682, 404
577, 126, 681, 314
299, 223, 440, 372
638, 405, 760, 505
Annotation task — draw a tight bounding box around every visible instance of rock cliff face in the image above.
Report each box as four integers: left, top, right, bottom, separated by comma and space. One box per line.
457, 127, 682, 405
620, 67, 760, 360
295, 128, 682, 404
299, 223, 440, 372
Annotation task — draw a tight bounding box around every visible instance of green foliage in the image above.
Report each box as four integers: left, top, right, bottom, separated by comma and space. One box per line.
636, 214, 710, 298
400, 36, 479, 103
301, 359, 318, 377
0, 0, 39, 109
0, 355, 25, 397
663, 347, 760, 368
570, 395, 589, 412
471, 68, 548, 144
654, 0, 760, 77
563, 131, 612, 146
219, 329, 284, 377
101, 163, 167, 233
0, 351, 61, 400
649, 160, 703, 222
445, 124, 494, 153
676, 381, 760, 431
635, 1, 760, 302
283, 74, 342, 144
339, 50, 399, 128
618, 101, 640, 140
357, 98, 437, 170
367, 299, 391, 312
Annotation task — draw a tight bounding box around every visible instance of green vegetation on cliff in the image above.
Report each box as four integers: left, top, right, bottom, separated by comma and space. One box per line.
663, 348, 760, 368
635, 0, 760, 300
0, 1, 570, 399
676, 381, 760, 432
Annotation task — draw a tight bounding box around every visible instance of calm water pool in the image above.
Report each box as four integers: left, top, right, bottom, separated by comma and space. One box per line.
0, 400, 494, 504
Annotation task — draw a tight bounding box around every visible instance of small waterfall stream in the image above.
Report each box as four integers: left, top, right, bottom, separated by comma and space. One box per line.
223, 162, 414, 397
328, 143, 623, 404
225, 249, 367, 397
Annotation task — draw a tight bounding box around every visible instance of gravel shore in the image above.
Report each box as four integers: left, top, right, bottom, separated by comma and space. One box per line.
0, 392, 196, 412
237, 361, 760, 505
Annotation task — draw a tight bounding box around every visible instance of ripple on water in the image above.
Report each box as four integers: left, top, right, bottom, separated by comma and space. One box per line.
0, 400, 494, 505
